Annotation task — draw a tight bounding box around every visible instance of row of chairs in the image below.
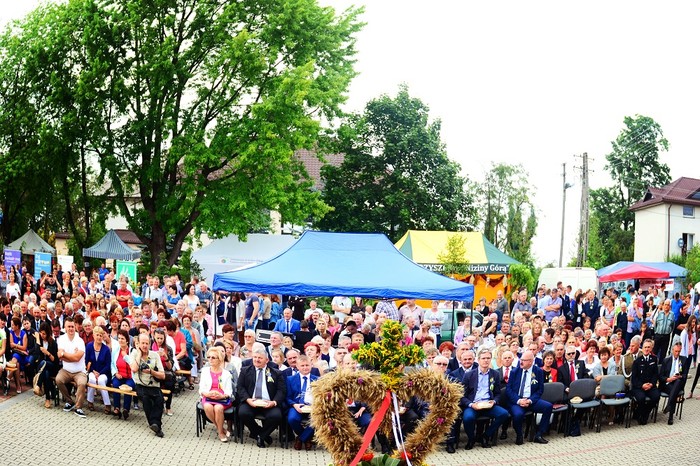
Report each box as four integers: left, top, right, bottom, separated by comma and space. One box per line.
535, 375, 684, 436
463, 374, 683, 447
195, 401, 289, 448
194, 375, 686, 447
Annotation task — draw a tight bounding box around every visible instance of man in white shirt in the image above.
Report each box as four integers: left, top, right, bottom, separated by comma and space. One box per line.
56, 317, 88, 418
143, 277, 164, 303
331, 296, 352, 323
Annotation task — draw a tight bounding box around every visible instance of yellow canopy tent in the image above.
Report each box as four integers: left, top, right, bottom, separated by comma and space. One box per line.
395, 230, 520, 305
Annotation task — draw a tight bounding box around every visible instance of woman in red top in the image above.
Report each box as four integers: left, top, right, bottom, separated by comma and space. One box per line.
167, 319, 194, 388
111, 329, 135, 419
541, 350, 558, 383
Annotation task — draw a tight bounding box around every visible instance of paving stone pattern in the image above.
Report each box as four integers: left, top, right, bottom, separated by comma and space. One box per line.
1, 373, 697, 466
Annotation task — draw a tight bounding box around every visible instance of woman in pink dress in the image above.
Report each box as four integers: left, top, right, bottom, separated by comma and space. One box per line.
199, 347, 234, 442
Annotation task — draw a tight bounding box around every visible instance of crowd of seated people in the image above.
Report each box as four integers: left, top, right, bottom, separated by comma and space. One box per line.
1, 266, 698, 454
189, 286, 698, 453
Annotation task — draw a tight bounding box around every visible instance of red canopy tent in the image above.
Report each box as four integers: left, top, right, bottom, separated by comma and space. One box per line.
599, 263, 670, 282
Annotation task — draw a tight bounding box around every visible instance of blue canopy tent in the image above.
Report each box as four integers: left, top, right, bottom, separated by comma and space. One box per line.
212, 231, 474, 301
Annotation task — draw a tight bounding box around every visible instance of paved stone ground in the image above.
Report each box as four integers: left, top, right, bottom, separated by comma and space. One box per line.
1, 372, 697, 466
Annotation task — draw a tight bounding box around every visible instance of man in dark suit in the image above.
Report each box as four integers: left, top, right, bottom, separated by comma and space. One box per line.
556, 345, 591, 436
557, 345, 590, 392
30, 306, 46, 332
506, 351, 552, 445
448, 350, 474, 382
445, 349, 475, 453
447, 342, 470, 372
461, 348, 509, 450
286, 355, 319, 450
630, 338, 660, 425
581, 290, 600, 325
237, 348, 287, 448
659, 341, 688, 425
496, 350, 515, 440
281, 349, 321, 378
273, 308, 301, 334
293, 321, 314, 351
241, 343, 279, 370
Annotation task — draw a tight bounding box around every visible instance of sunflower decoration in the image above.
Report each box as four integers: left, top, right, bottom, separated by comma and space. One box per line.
352, 320, 425, 390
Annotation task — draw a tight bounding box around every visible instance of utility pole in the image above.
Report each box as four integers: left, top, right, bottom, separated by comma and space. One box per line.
576, 152, 590, 266
559, 163, 573, 267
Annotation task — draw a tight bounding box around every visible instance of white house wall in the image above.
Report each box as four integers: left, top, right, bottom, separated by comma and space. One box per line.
634, 203, 700, 261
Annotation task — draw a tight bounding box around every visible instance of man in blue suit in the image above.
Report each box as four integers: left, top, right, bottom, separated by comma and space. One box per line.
274, 308, 301, 334
286, 355, 318, 450
506, 350, 552, 445
461, 348, 509, 450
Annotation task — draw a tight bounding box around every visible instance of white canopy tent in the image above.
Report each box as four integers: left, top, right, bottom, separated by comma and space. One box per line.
192, 233, 297, 283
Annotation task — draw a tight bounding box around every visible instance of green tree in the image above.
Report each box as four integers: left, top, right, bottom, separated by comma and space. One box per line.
605, 115, 671, 230
481, 163, 536, 262
505, 204, 538, 266
0, 7, 64, 243
588, 115, 671, 263
508, 263, 535, 294
317, 85, 478, 241
685, 245, 700, 288
437, 234, 469, 276
580, 213, 606, 269
2, 0, 362, 270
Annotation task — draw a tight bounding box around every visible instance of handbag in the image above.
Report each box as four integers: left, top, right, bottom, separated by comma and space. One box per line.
204, 396, 232, 405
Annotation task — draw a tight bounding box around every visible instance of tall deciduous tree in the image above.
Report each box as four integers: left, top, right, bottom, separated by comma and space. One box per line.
0, 3, 107, 247
317, 85, 478, 241
588, 115, 671, 263
480, 163, 536, 264
604, 114, 671, 230
1, 0, 362, 269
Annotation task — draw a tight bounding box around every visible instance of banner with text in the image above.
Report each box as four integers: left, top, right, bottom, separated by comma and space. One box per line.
34, 252, 52, 280
419, 263, 511, 274
4, 249, 21, 270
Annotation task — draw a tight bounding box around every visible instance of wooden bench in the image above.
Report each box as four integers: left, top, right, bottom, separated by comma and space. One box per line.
87, 383, 171, 395
175, 370, 191, 377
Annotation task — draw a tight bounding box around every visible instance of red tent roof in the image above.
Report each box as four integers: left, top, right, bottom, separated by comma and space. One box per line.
599, 264, 670, 282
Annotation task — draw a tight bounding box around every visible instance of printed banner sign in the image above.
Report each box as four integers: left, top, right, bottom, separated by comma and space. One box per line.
4, 249, 21, 270
420, 263, 510, 274
34, 252, 52, 280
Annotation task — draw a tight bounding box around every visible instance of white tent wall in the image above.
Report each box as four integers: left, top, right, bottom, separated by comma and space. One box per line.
191, 233, 298, 283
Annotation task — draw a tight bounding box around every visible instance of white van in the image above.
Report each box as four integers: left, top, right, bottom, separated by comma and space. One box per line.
537, 267, 599, 294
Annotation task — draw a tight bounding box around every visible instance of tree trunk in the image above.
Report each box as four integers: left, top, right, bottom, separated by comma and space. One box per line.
80, 144, 91, 245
